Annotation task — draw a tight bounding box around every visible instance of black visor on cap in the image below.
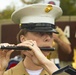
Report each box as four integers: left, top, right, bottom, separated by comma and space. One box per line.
20, 23, 58, 34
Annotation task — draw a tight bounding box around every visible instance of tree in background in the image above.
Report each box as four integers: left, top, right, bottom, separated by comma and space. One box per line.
60, 0, 76, 15
0, 6, 15, 20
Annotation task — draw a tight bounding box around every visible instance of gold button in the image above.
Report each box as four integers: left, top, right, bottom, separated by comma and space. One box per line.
45, 5, 53, 13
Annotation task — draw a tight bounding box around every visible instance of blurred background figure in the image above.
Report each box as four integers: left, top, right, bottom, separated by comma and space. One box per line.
48, 26, 72, 68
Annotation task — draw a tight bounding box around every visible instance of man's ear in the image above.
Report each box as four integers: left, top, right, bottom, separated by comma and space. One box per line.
20, 35, 26, 42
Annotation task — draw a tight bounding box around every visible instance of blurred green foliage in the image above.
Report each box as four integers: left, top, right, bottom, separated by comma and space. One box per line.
60, 0, 76, 15
0, 6, 14, 20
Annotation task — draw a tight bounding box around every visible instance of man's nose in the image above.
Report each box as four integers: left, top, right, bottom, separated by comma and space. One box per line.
44, 34, 53, 42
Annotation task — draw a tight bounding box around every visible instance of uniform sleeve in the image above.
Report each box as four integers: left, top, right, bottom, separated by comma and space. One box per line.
56, 27, 70, 44
4, 69, 12, 75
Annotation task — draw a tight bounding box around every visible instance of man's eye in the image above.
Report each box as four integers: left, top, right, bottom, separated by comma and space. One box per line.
38, 32, 52, 36
34, 32, 52, 36
39, 33, 45, 36
48, 33, 52, 35
32, 32, 45, 36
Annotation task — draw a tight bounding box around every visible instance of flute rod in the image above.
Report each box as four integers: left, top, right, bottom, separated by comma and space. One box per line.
0, 46, 55, 51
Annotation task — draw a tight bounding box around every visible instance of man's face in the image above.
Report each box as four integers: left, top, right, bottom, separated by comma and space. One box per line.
24, 32, 54, 56
25, 32, 53, 47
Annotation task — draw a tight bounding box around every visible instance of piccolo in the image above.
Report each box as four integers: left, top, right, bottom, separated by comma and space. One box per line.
0, 46, 55, 51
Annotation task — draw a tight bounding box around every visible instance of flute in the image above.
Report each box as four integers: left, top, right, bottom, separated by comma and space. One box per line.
0, 46, 55, 51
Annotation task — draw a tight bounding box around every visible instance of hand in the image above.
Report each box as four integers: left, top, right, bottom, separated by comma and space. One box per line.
0, 43, 14, 71
17, 40, 48, 66
53, 33, 59, 42
17, 40, 59, 75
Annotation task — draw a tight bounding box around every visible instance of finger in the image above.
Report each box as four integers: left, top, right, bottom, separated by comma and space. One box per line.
22, 50, 33, 59
21, 40, 35, 46
3, 50, 9, 53
0, 50, 6, 57
6, 50, 14, 60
